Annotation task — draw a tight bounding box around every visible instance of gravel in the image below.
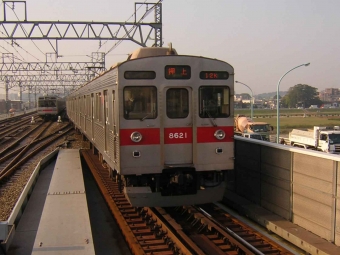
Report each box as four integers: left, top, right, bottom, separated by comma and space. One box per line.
0, 132, 87, 221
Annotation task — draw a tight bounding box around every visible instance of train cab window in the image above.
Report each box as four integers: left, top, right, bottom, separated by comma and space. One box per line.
38, 99, 56, 107
166, 88, 189, 118
38, 100, 45, 107
124, 86, 157, 120
199, 86, 230, 118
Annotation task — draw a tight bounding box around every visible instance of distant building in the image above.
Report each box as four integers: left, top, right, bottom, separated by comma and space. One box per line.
319, 88, 340, 102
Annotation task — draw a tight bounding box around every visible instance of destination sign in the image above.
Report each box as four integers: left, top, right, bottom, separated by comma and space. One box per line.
124, 71, 156, 79
165, 65, 191, 79
200, 71, 229, 80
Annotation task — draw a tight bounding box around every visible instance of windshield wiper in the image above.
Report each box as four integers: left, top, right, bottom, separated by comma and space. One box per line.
140, 113, 150, 121
203, 106, 217, 127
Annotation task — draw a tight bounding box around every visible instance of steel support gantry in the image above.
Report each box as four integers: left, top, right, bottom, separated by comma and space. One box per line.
0, 1, 163, 111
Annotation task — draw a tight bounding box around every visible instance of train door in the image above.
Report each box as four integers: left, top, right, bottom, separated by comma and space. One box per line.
104, 90, 109, 152
163, 87, 193, 165
112, 90, 117, 162
83, 96, 85, 127
91, 93, 94, 140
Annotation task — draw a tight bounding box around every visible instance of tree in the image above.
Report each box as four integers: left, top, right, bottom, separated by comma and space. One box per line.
280, 95, 289, 108
240, 93, 251, 100
284, 84, 322, 108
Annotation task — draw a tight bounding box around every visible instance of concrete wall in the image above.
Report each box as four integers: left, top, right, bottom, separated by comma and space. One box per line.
234, 137, 340, 244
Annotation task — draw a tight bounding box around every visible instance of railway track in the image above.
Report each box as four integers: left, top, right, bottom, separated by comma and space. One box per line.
81, 149, 295, 255
0, 112, 36, 127
0, 118, 74, 221
0, 114, 38, 144
0, 122, 71, 179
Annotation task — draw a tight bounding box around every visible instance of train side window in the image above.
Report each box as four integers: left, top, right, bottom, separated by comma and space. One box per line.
91, 94, 94, 119
95, 92, 103, 122
123, 86, 157, 120
199, 86, 230, 118
112, 90, 115, 123
104, 90, 108, 123
86, 95, 90, 116
82, 96, 85, 114
166, 88, 189, 119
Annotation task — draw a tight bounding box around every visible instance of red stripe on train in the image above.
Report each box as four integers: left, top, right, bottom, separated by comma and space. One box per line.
197, 126, 234, 143
120, 128, 160, 146
164, 127, 192, 144
120, 126, 234, 146
120, 127, 193, 146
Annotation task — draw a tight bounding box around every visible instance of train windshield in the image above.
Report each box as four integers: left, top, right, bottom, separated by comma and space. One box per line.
124, 86, 157, 120
38, 99, 56, 107
166, 88, 189, 118
199, 86, 230, 118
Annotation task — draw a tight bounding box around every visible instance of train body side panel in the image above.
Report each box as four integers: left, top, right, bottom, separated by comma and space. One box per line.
67, 69, 120, 172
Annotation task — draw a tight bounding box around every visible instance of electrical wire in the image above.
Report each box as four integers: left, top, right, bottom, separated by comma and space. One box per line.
4, 2, 45, 61
92, 0, 163, 63
0, 1, 163, 92
96, 0, 148, 53
105, 0, 163, 56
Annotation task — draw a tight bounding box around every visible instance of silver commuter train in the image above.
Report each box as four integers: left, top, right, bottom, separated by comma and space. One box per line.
37, 95, 66, 120
67, 46, 234, 207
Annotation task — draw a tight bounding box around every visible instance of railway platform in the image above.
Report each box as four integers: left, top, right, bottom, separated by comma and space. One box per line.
31, 149, 94, 254
5, 149, 130, 255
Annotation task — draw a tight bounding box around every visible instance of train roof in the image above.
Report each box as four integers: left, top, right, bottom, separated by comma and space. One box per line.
74, 46, 178, 92
108, 46, 178, 70
128, 47, 178, 60
71, 46, 233, 95
38, 95, 63, 99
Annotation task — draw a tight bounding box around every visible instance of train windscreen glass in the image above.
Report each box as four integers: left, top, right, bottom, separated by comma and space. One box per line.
199, 86, 230, 118
38, 99, 56, 107
166, 88, 189, 118
124, 86, 157, 120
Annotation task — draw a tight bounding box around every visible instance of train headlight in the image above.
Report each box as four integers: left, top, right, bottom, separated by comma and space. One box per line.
214, 130, 225, 140
130, 131, 142, 142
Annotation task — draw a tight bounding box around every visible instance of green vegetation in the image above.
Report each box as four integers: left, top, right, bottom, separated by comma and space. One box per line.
280, 84, 322, 108
235, 108, 340, 134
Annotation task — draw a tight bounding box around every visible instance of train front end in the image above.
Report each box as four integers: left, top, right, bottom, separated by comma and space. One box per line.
37, 96, 58, 119
118, 49, 234, 207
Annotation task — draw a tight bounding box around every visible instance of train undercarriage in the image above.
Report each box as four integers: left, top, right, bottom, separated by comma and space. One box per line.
83, 135, 228, 207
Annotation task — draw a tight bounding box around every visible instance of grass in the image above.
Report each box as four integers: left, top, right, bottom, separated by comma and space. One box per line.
235, 108, 340, 134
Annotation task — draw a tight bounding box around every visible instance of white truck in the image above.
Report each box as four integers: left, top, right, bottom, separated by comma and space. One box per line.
289, 126, 340, 154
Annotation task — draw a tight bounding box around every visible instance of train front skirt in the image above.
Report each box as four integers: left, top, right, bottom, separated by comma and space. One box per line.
124, 182, 226, 207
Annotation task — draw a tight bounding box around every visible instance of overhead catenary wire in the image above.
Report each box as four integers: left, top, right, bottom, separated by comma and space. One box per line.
4, 2, 45, 62
96, 0, 148, 53
105, 0, 163, 56
0, 1, 164, 95
91, 0, 163, 63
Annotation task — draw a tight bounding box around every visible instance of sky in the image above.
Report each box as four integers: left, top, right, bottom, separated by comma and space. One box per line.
0, 0, 339, 96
